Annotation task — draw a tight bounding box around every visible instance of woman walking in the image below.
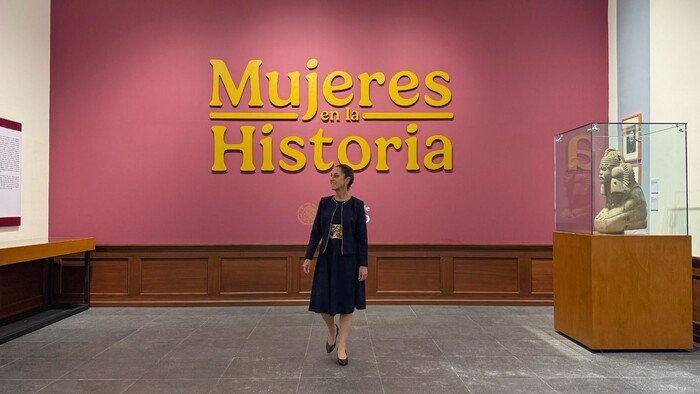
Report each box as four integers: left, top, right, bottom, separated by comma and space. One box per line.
302, 164, 368, 366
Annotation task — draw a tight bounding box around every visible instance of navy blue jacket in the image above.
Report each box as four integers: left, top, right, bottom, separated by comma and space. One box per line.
304, 196, 368, 266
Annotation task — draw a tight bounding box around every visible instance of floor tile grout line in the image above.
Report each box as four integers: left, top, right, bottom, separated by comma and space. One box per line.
115, 320, 193, 383
536, 375, 560, 393
512, 352, 590, 383
118, 378, 138, 394
29, 378, 59, 394
0, 358, 21, 370
243, 313, 266, 341
427, 317, 473, 393
295, 318, 314, 394
365, 311, 385, 394
213, 311, 267, 392
68, 313, 200, 385
87, 314, 161, 359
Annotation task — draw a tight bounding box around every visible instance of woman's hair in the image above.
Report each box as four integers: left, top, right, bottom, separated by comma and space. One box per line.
336, 164, 354, 190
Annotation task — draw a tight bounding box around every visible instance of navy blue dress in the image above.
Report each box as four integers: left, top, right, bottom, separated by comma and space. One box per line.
306, 197, 367, 316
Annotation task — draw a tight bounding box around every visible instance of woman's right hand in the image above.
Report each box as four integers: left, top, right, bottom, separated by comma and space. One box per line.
302, 259, 311, 274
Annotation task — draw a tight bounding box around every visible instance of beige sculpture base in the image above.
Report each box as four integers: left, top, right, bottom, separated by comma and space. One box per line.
553, 231, 692, 350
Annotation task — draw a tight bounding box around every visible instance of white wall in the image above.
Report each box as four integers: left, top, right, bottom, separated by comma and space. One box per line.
650, 0, 700, 256
0, 0, 51, 242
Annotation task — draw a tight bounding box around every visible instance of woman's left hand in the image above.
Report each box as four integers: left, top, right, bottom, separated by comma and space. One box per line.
358, 266, 368, 282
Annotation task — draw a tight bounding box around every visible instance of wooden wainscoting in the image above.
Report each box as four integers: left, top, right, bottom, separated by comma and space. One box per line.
53, 244, 554, 306
0, 261, 46, 320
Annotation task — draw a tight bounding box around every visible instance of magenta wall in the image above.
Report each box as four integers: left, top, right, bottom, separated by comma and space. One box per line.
49, 0, 608, 244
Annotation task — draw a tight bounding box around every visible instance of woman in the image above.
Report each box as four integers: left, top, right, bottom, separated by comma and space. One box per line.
302, 164, 368, 366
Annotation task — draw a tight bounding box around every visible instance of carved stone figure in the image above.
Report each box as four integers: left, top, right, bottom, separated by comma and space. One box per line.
594, 148, 647, 233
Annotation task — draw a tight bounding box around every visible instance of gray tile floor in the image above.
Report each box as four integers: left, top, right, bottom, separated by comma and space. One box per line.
1, 305, 699, 393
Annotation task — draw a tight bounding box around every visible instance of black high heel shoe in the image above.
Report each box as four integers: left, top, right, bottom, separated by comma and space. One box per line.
326, 324, 339, 353
337, 353, 348, 366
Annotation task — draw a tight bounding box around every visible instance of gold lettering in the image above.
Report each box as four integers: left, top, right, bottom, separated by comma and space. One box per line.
302, 59, 319, 121
375, 137, 402, 172
424, 135, 453, 170
337, 136, 371, 171
260, 123, 274, 172
424, 71, 451, 107
389, 71, 419, 107
405, 123, 419, 170
266, 71, 300, 107
211, 125, 255, 172
209, 59, 263, 108
320, 111, 340, 122
358, 72, 386, 107
309, 128, 334, 171
209, 59, 456, 174
323, 71, 354, 107
279, 136, 306, 172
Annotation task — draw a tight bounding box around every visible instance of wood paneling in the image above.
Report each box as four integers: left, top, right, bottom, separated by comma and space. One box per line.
376, 257, 441, 293
59, 261, 85, 295
555, 232, 692, 350
92, 259, 129, 295
694, 278, 700, 323
554, 232, 593, 345
593, 235, 691, 349
299, 258, 316, 294
141, 258, 208, 294
453, 257, 519, 293
51, 244, 556, 306
531, 259, 553, 294
220, 257, 288, 294
0, 261, 45, 319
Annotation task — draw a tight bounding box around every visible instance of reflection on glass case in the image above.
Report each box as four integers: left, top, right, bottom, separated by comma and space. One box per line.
554, 122, 688, 235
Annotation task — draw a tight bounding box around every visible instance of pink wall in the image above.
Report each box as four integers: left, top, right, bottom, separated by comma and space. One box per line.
49, 0, 608, 244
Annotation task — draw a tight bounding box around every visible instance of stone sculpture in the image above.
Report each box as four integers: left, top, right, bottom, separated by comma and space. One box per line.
594, 148, 647, 233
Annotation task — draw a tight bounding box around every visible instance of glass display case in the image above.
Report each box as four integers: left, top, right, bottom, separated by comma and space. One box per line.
554, 122, 688, 235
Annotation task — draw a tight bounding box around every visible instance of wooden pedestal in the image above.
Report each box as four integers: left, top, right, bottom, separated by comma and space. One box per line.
553, 231, 692, 350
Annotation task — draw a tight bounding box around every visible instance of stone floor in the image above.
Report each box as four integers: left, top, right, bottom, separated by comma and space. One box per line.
0, 305, 699, 393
